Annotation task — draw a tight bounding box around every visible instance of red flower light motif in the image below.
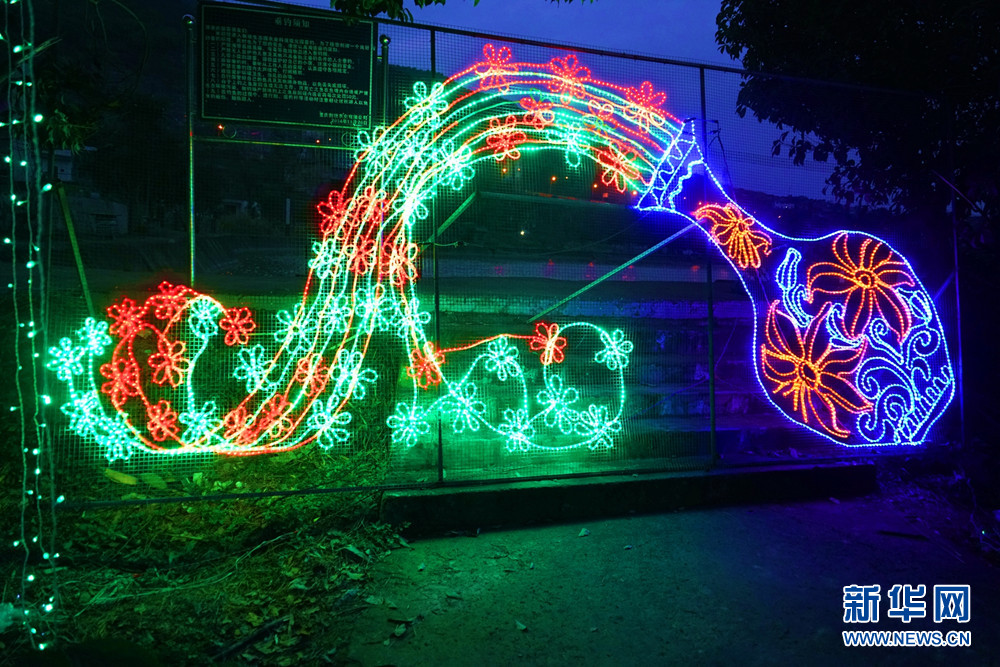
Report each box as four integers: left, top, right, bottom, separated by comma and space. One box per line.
807, 233, 916, 341
294, 354, 331, 398
624, 80, 671, 131
519, 97, 555, 130
99, 358, 141, 408
107, 297, 143, 338
148, 337, 190, 388
148, 282, 191, 321
529, 322, 567, 365
346, 234, 378, 276
317, 189, 348, 238
335, 187, 387, 245
486, 115, 527, 162
407, 342, 445, 389
595, 142, 641, 193
147, 399, 180, 442
476, 43, 518, 93
222, 404, 250, 441
220, 307, 256, 346
262, 394, 295, 439
548, 53, 590, 99
760, 301, 872, 438
694, 203, 773, 270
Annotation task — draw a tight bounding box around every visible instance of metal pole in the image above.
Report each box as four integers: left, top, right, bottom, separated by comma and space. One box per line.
380, 34, 391, 125
55, 184, 94, 318
430, 29, 445, 485
700, 67, 717, 467
184, 14, 196, 286
946, 102, 965, 445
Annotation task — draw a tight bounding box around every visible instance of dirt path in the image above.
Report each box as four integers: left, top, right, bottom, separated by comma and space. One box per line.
344, 497, 998, 666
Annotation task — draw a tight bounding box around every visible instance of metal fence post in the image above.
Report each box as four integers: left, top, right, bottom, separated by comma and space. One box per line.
700, 67, 718, 467
184, 14, 196, 286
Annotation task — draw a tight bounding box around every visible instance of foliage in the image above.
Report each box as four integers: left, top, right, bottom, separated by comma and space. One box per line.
715, 1, 1000, 243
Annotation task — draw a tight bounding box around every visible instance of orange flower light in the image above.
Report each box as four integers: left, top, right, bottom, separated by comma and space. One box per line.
407, 342, 445, 389
694, 203, 773, 270
806, 233, 915, 341
219, 307, 256, 346
528, 322, 567, 365
760, 301, 872, 438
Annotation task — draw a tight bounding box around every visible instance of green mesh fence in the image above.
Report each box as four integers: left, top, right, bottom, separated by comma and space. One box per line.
37, 1, 961, 504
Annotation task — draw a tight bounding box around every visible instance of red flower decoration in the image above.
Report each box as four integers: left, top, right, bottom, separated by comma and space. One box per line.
223, 404, 261, 445
476, 43, 518, 93
548, 53, 590, 99
294, 354, 331, 397
694, 203, 773, 270
407, 343, 445, 389
595, 142, 641, 193
807, 233, 916, 341
220, 307, 256, 346
222, 404, 249, 440
99, 358, 141, 408
346, 234, 378, 276
148, 282, 191, 321
519, 97, 555, 130
486, 115, 527, 162
760, 301, 872, 438
624, 80, 671, 131
257, 394, 294, 439
317, 189, 348, 238
147, 399, 180, 442
147, 338, 189, 388
529, 322, 567, 365
107, 297, 144, 338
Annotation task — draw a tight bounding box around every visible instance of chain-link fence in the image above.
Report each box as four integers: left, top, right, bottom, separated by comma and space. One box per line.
38, 1, 962, 505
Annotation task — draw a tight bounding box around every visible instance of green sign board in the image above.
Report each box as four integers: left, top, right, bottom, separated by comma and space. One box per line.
199, 2, 374, 129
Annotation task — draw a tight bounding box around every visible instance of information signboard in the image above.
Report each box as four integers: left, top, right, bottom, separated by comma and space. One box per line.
200, 2, 374, 129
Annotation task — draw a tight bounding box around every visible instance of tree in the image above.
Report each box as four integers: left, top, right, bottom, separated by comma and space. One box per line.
715, 1, 1000, 245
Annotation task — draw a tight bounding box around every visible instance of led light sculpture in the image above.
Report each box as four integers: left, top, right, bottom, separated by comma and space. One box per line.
48, 44, 954, 462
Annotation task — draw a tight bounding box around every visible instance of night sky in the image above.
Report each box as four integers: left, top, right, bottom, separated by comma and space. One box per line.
405, 0, 731, 66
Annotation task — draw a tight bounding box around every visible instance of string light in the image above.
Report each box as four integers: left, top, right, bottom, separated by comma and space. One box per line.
7, 0, 59, 650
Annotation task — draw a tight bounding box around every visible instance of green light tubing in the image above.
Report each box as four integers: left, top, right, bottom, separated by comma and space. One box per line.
47, 44, 955, 462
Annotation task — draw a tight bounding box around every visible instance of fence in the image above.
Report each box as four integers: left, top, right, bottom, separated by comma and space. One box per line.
34, 0, 962, 505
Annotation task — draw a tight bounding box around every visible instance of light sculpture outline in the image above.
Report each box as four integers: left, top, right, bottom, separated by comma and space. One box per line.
47, 44, 955, 463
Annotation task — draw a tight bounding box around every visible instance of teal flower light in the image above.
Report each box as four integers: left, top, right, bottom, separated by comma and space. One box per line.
387, 402, 431, 447
440, 381, 487, 433
233, 344, 273, 394
76, 317, 113, 356
537, 374, 581, 434
595, 329, 634, 371
307, 396, 353, 449
485, 336, 521, 381
575, 403, 622, 450
179, 401, 222, 445
499, 407, 535, 452
46, 338, 85, 381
